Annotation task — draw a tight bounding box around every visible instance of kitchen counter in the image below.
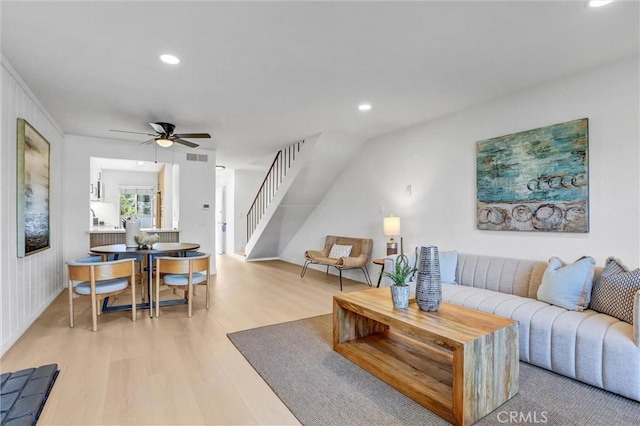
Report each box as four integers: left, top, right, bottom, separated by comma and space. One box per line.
87, 228, 180, 233
87, 228, 180, 247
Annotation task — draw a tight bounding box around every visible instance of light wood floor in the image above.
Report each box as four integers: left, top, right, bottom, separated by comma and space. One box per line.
1, 255, 372, 425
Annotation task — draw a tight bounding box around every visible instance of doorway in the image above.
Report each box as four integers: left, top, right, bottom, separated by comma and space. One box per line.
216, 186, 226, 254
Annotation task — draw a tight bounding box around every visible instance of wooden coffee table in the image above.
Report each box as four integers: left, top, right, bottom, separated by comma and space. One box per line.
333, 288, 519, 426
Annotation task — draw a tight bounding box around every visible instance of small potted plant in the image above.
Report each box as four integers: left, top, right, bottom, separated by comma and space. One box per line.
383, 255, 416, 308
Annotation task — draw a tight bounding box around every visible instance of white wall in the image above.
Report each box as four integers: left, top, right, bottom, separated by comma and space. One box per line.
62, 135, 217, 271
282, 57, 640, 278
1, 59, 65, 355
233, 169, 268, 252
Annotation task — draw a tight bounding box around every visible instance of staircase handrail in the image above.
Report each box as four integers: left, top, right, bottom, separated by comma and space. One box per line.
247, 140, 305, 241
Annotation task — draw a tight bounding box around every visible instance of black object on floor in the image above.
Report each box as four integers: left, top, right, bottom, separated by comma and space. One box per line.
0, 364, 59, 426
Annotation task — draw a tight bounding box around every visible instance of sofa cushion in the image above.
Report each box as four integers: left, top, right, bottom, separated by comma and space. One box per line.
328, 244, 352, 259
455, 254, 547, 298
536, 256, 595, 311
442, 283, 548, 363
590, 263, 640, 324
442, 283, 639, 399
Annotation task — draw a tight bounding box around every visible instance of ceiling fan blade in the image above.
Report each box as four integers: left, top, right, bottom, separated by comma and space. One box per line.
149, 122, 174, 135
174, 132, 211, 139
140, 138, 155, 145
173, 138, 199, 148
110, 129, 156, 136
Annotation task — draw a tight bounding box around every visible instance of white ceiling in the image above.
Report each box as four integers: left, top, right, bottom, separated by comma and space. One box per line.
2, 1, 638, 169
94, 157, 165, 173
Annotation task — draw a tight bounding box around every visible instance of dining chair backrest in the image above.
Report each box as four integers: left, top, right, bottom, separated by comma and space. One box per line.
155, 253, 210, 275
67, 258, 136, 283
93, 252, 145, 296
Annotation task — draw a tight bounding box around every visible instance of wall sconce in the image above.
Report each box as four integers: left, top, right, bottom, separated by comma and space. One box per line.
383, 214, 401, 255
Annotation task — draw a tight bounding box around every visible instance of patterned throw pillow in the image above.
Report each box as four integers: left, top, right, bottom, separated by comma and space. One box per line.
537, 256, 595, 311
594, 257, 629, 287
590, 258, 640, 324
328, 244, 352, 259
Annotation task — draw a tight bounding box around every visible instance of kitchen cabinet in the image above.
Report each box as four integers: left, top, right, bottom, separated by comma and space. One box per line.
90, 158, 103, 201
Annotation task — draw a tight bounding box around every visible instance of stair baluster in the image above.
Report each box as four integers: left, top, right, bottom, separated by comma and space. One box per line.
247, 140, 305, 242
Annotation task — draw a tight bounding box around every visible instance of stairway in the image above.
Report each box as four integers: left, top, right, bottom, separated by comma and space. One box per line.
244, 132, 363, 260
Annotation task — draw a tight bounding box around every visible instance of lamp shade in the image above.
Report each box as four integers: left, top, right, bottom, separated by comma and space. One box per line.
383, 215, 401, 236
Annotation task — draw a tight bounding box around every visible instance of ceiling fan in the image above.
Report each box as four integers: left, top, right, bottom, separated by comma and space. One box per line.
110, 122, 211, 148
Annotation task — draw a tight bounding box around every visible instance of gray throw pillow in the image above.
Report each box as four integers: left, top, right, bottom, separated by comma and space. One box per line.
590, 258, 640, 324
594, 256, 629, 286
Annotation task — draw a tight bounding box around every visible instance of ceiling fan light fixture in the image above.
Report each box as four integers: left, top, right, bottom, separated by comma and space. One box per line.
156, 138, 174, 147
160, 54, 180, 65
586, 0, 613, 7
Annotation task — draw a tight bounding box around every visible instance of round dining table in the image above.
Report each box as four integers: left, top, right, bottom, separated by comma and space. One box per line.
90, 242, 200, 317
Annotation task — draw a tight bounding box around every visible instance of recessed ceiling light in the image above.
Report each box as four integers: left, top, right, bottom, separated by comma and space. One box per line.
160, 54, 180, 65
587, 0, 613, 7
358, 104, 372, 111
216, 165, 226, 170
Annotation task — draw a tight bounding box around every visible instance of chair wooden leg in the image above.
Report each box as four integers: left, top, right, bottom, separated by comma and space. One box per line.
155, 272, 160, 317
90, 288, 98, 332
137, 262, 144, 301
188, 282, 193, 317
68, 281, 75, 328
206, 280, 210, 310
131, 272, 137, 322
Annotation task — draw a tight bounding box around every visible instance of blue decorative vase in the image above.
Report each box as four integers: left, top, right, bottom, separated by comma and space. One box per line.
415, 246, 442, 311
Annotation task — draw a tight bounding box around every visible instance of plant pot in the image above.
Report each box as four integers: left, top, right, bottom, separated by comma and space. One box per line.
390, 284, 410, 309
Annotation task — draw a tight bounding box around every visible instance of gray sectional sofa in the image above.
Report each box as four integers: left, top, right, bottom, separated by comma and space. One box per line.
381, 252, 640, 402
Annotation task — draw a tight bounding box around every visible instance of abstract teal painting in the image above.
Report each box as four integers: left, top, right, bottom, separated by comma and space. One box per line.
476, 118, 588, 232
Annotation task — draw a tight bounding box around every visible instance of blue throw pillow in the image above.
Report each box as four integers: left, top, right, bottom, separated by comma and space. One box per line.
537, 256, 596, 311
439, 250, 458, 283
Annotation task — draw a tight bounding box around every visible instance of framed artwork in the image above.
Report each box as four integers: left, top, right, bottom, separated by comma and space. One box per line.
476, 118, 589, 233
17, 118, 51, 257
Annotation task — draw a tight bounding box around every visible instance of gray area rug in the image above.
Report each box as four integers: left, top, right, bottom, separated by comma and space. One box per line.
228, 314, 640, 426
